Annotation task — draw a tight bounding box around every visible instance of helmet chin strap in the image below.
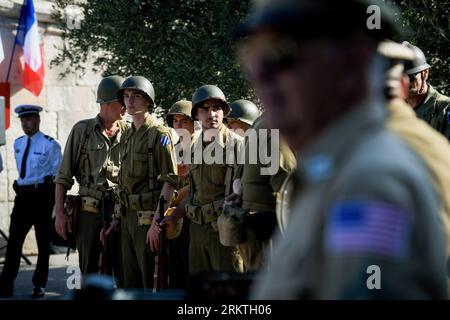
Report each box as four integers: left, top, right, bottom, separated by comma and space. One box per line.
419, 72, 426, 94
128, 110, 146, 116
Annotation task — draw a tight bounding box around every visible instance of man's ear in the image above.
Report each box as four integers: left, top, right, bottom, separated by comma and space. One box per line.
422, 68, 430, 81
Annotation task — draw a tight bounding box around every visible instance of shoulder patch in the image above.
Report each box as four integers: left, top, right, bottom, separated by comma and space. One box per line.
325, 200, 411, 259
16, 135, 26, 141
44, 135, 54, 141
160, 134, 170, 147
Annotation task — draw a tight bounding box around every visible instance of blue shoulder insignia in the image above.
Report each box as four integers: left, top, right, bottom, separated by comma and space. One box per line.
160, 134, 170, 147
44, 135, 54, 141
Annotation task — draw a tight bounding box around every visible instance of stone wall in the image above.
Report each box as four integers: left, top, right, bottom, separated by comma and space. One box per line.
0, 0, 102, 255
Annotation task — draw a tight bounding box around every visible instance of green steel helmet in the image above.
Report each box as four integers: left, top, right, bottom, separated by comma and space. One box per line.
96, 75, 124, 104
236, 0, 401, 41
227, 100, 261, 126
191, 85, 230, 119
166, 100, 193, 127
117, 76, 155, 107
402, 41, 431, 75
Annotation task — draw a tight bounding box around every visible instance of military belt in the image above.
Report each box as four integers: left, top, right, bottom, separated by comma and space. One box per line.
185, 199, 224, 225
120, 191, 160, 211
78, 186, 103, 200
81, 196, 100, 214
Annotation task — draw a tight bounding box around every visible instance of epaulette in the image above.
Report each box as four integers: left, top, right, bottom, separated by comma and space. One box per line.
44, 135, 54, 141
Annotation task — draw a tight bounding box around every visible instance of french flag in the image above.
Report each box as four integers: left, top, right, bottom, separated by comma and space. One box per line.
16, 0, 45, 96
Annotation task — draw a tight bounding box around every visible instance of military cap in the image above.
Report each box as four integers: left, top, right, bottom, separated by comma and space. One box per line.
402, 41, 431, 75
96, 75, 125, 104
236, 0, 401, 41
378, 40, 415, 62
227, 100, 261, 126
14, 105, 43, 118
166, 100, 193, 127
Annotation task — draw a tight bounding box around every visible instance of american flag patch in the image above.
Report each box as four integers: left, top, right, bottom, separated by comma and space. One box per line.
160, 135, 170, 147
325, 200, 411, 259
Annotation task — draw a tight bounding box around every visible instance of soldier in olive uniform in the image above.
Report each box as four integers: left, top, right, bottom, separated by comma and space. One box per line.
225, 113, 296, 272
55, 76, 126, 285
164, 100, 196, 289
225, 100, 261, 136
378, 40, 450, 269
116, 76, 178, 289
238, 0, 448, 299
163, 85, 244, 274
403, 42, 450, 139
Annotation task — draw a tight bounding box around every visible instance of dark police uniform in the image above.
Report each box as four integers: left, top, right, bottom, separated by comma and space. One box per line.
0, 105, 62, 298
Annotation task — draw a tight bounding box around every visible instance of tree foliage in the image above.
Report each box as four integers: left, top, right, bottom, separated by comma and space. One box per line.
51, 0, 450, 113
51, 0, 252, 113
390, 0, 450, 95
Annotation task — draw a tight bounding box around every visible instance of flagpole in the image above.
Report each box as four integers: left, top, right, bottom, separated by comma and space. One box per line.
5, 0, 25, 82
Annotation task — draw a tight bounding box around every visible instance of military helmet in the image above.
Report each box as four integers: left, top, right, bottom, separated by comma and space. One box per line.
166, 100, 193, 127
236, 0, 401, 41
96, 76, 124, 104
117, 76, 155, 107
191, 85, 230, 119
227, 100, 261, 126
402, 41, 431, 75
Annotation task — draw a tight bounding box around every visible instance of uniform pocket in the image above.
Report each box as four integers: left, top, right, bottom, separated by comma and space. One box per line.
132, 152, 148, 177
209, 164, 227, 185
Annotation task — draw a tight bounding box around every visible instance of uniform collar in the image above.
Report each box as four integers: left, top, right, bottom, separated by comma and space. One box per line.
297, 100, 387, 185
27, 130, 43, 141
197, 123, 228, 148
132, 114, 155, 132
423, 85, 437, 105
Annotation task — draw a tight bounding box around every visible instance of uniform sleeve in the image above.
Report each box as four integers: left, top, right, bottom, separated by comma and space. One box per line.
270, 140, 297, 192
319, 170, 448, 299
49, 140, 63, 176
154, 129, 179, 187
54, 123, 84, 189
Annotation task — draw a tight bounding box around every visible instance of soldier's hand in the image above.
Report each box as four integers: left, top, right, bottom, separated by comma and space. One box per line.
224, 192, 242, 207
55, 209, 68, 240
100, 220, 120, 247
177, 163, 190, 180
160, 215, 175, 226
147, 222, 161, 252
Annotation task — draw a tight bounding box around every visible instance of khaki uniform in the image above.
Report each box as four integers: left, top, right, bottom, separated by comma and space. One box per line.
387, 98, 450, 259
237, 115, 296, 271
252, 103, 448, 299
55, 115, 127, 283
167, 138, 193, 290
117, 115, 178, 289
414, 85, 450, 138
186, 124, 244, 273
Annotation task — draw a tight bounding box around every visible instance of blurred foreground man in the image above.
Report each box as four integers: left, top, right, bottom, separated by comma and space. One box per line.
238, 0, 448, 299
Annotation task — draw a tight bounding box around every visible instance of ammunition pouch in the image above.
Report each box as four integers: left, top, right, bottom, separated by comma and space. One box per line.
185, 199, 224, 225
137, 210, 155, 226
164, 207, 183, 240
218, 205, 247, 247
113, 203, 124, 220
65, 195, 81, 252
119, 191, 160, 211
81, 196, 100, 214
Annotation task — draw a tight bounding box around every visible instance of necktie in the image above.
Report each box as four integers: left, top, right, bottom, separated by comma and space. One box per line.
20, 137, 31, 179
